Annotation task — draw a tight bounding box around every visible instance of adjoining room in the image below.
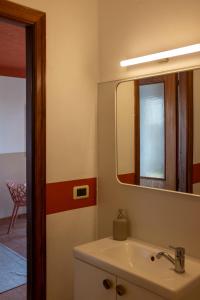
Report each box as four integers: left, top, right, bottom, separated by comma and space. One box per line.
0, 20, 27, 299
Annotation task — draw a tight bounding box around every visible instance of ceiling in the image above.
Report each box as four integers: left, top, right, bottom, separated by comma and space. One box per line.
0, 21, 26, 78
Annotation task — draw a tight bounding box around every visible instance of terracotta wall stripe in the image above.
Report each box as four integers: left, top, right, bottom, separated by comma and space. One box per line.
118, 167, 200, 185
46, 177, 96, 215
193, 163, 200, 184
117, 173, 136, 184
46, 163, 199, 215
0, 66, 26, 78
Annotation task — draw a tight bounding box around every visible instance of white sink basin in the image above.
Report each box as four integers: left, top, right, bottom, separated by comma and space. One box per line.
74, 237, 200, 299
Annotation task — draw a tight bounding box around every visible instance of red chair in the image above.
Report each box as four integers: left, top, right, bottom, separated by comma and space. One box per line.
6, 182, 26, 234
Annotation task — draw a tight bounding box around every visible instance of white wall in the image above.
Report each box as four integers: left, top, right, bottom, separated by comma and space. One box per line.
47, 206, 96, 300
0, 76, 26, 154
98, 0, 200, 260
12, 0, 98, 299
117, 81, 135, 175
99, 0, 200, 82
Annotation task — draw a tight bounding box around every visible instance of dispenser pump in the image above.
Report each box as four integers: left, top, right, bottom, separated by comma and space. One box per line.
113, 209, 128, 241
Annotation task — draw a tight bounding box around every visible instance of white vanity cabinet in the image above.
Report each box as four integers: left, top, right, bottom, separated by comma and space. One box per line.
74, 259, 164, 300
74, 237, 200, 300
74, 259, 115, 300
117, 278, 163, 300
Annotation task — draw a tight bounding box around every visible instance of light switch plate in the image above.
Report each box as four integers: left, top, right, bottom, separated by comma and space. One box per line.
73, 185, 89, 199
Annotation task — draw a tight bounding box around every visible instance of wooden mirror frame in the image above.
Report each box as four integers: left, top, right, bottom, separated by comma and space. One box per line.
0, 1, 46, 299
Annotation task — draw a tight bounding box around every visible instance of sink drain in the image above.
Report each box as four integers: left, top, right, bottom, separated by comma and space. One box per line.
150, 255, 155, 262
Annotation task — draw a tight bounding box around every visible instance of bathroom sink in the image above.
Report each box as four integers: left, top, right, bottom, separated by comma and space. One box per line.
74, 237, 200, 299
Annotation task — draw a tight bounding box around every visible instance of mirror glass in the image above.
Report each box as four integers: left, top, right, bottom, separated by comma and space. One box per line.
116, 69, 200, 195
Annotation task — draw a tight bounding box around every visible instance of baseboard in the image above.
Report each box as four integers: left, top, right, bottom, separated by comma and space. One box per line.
0, 213, 27, 222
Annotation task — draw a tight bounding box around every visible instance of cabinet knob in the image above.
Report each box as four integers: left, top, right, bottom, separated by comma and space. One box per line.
103, 279, 112, 289
116, 284, 126, 296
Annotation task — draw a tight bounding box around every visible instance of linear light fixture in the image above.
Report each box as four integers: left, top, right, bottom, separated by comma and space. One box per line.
120, 44, 200, 67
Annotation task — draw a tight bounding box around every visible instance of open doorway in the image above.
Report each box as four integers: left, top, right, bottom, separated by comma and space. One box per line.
0, 1, 46, 300
0, 20, 27, 299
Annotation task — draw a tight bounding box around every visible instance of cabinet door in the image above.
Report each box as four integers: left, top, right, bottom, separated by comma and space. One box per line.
116, 278, 164, 300
74, 259, 116, 300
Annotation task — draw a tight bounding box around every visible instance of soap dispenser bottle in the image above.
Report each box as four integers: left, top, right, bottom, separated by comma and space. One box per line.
113, 209, 128, 241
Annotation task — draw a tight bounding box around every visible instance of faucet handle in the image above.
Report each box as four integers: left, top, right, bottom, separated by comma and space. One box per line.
169, 246, 185, 257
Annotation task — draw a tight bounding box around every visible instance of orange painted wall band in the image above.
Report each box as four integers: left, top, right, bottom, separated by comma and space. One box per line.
0, 66, 26, 78
117, 173, 136, 184
193, 163, 200, 184
46, 163, 199, 215
46, 177, 96, 215
118, 166, 200, 185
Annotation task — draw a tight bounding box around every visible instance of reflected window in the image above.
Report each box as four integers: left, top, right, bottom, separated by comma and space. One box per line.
139, 83, 165, 179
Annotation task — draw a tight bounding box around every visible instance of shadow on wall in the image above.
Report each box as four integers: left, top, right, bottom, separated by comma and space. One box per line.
0, 153, 26, 219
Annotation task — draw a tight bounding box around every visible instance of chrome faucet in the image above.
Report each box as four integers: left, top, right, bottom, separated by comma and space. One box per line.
156, 246, 185, 273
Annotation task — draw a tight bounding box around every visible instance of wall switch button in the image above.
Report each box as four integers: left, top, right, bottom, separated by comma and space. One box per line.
73, 185, 89, 199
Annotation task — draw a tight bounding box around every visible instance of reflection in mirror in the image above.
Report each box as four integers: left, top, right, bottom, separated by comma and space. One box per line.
116, 69, 200, 195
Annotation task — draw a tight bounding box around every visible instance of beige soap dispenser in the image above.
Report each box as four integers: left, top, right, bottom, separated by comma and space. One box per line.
113, 209, 128, 241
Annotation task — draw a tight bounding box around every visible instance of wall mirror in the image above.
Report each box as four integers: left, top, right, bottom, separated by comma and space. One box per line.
116, 69, 200, 195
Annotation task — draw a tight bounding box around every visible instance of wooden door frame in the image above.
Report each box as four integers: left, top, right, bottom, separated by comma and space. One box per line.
0, 1, 46, 299
177, 71, 193, 193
